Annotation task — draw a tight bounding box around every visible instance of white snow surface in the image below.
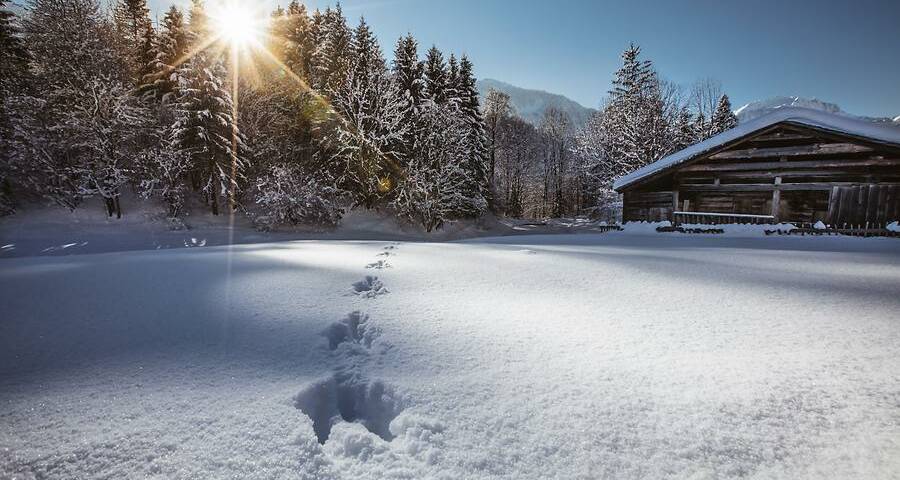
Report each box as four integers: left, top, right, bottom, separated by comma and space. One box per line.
613, 107, 900, 191
2, 230, 899, 479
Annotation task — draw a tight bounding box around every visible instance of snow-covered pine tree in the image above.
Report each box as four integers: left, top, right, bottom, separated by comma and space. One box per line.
272, 0, 313, 81
451, 55, 490, 215
693, 112, 708, 142
140, 5, 186, 102
391, 34, 424, 162
670, 106, 697, 152
598, 44, 670, 188
310, 5, 351, 97
173, 0, 246, 215
710, 94, 737, 135
423, 46, 447, 105
112, 0, 155, 84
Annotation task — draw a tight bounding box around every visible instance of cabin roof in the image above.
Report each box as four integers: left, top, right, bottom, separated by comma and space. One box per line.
612, 107, 900, 192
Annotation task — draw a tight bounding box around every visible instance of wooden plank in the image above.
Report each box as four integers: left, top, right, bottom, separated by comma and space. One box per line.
709, 143, 874, 160
680, 157, 900, 173
826, 186, 839, 224
772, 177, 782, 221
875, 185, 887, 224
857, 184, 869, 225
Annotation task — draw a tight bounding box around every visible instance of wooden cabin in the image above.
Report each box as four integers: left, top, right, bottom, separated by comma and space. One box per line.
612, 108, 900, 228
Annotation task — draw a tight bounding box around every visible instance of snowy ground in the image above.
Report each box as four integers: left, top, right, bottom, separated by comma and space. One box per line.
1, 229, 899, 479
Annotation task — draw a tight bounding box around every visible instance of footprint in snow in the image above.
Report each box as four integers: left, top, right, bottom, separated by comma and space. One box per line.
366, 259, 391, 270
322, 311, 381, 350
351, 276, 389, 298
184, 237, 207, 247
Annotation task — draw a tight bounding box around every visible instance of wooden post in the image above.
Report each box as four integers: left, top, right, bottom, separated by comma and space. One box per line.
772, 176, 782, 223
672, 190, 679, 222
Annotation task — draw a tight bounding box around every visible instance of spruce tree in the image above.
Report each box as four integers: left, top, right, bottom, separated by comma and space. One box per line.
310, 5, 351, 96
451, 55, 489, 215
598, 44, 670, 187
113, 0, 154, 84
392, 34, 424, 161
173, 0, 246, 215
142, 5, 188, 102
423, 46, 447, 105
274, 0, 313, 81
710, 94, 738, 135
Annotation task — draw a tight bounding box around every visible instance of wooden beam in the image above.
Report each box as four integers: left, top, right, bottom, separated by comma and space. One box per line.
680, 157, 900, 173
749, 133, 816, 143
709, 143, 874, 160
678, 182, 897, 192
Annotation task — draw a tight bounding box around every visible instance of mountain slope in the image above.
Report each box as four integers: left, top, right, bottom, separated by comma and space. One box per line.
477, 78, 595, 129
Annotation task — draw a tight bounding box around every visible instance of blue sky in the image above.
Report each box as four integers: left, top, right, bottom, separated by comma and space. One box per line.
149, 0, 900, 117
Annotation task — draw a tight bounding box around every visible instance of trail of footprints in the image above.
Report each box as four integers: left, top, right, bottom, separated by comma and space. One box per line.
295, 243, 404, 444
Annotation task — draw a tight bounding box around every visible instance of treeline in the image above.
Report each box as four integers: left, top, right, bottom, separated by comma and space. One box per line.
0, 0, 488, 230
484, 45, 738, 219
0, 0, 739, 227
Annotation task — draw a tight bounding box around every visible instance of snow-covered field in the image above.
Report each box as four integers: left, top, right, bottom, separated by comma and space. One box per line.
2, 231, 899, 479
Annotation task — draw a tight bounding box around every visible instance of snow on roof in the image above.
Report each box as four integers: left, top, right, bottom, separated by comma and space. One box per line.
613, 107, 900, 191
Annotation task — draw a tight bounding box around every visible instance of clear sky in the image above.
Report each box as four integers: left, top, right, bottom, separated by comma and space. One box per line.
148, 0, 900, 118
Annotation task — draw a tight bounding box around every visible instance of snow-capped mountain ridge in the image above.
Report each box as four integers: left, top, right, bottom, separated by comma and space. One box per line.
735, 96, 898, 125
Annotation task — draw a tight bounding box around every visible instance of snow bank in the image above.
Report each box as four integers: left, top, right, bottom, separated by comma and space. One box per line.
620, 220, 671, 234
679, 222, 797, 236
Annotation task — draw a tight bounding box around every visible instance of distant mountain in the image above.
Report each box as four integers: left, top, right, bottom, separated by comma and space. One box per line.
476, 78, 596, 129
735, 96, 898, 125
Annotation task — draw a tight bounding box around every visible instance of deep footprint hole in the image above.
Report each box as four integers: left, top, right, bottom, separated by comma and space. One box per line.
295, 377, 404, 444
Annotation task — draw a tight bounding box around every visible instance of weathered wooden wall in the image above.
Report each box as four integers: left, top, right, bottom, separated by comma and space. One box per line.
623, 191, 673, 222
827, 185, 900, 228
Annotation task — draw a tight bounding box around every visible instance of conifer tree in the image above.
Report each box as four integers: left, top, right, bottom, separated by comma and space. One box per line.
392, 34, 424, 160
142, 5, 188, 102
173, 0, 246, 215
452, 55, 490, 214
597, 44, 670, 187
273, 0, 313, 80
710, 94, 738, 135
423, 46, 447, 105
113, 0, 154, 83
310, 5, 351, 96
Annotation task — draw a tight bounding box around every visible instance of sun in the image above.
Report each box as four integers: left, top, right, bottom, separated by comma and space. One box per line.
210, 1, 266, 48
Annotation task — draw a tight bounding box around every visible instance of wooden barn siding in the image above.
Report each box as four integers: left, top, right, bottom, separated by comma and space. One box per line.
620, 123, 900, 225
623, 191, 673, 222
827, 185, 900, 228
